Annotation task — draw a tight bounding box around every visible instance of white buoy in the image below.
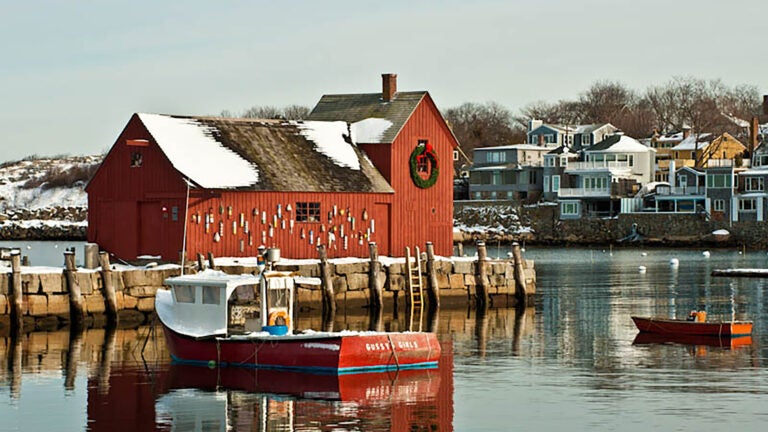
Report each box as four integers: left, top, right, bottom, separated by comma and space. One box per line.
702, 251, 710, 258
638, 265, 647, 273
641, 252, 648, 257
669, 258, 679, 267
26, 245, 32, 250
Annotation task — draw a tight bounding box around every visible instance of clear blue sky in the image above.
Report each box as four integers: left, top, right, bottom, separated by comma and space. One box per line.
1, 0, 765, 161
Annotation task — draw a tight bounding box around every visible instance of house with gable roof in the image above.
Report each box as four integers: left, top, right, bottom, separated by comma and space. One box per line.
87, 74, 458, 261
527, 120, 617, 150
556, 133, 655, 218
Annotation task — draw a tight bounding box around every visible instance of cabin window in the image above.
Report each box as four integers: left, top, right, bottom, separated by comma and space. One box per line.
296, 202, 320, 222
131, 151, 143, 167
174, 285, 196, 303
171, 206, 179, 221
202, 286, 221, 305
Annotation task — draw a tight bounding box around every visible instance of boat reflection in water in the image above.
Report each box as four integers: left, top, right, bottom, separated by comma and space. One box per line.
156, 364, 448, 431
632, 332, 753, 351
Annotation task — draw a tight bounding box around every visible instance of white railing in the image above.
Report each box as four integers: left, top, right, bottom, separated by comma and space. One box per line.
558, 187, 611, 197
566, 161, 632, 171
655, 186, 706, 196
706, 158, 751, 168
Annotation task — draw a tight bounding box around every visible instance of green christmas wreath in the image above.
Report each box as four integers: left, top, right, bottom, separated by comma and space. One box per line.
409, 144, 439, 189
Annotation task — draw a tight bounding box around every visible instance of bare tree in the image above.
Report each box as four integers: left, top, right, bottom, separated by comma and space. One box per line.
282, 104, 311, 120
443, 102, 523, 173
221, 105, 312, 120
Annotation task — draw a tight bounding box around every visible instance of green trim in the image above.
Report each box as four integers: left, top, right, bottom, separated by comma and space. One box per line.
409, 146, 439, 189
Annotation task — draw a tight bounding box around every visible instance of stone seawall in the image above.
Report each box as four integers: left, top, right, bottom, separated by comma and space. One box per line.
455, 202, 768, 249
0, 257, 536, 330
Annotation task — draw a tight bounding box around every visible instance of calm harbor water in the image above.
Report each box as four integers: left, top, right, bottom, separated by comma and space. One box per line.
2, 245, 768, 431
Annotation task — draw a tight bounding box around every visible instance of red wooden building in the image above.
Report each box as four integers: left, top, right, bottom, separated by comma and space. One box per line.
87, 74, 458, 261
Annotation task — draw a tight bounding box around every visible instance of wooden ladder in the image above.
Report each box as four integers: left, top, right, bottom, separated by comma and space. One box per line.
405, 246, 424, 332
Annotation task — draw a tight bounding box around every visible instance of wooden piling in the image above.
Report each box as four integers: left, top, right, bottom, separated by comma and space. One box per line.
99, 252, 118, 324
10, 252, 23, 332
317, 245, 336, 317
425, 242, 440, 310
197, 253, 205, 271
475, 241, 489, 309
511, 242, 528, 307
21, 255, 29, 266
84, 243, 99, 269
457, 242, 464, 257
98, 325, 117, 395
368, 242, 383, 312
207, 252, 215, 270
64, 251, 85, 325
9, 328, 22, 399
64, 328, 84, 391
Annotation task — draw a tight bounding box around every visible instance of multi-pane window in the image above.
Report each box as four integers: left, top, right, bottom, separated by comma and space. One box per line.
713, 199, 725, 212
740, 199, 757, 212
745, 177, 764, 191
296, 202, 320, 222
584, 176, 608, 190
552, 175, 560, 192
561, 201, 579, 215
544, 176, 550, 192
706, 174, 732, 188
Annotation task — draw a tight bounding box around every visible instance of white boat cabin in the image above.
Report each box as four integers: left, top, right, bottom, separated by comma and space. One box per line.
157, 270, 305, 338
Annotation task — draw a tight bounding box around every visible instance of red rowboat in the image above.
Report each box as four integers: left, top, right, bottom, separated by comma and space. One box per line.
157, 270, 440, 374
631, 315, 752, 337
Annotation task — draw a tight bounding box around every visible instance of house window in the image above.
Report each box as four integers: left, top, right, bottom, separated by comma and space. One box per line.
131, 151, 143, 167
552, 175, 561, 192
490, 191, 497, 200
492, 172, 501, 185
453, 150, 459, 161
713, 199, 725, 212
583, 135, 591, 146
545, 156, 555, 167
473, 192, 482, 200
296, 202, 320, 222
560, 157, 568, 167
561, 201, 579, 216
706, 174, 732, 188
740, 198, 757, 212
745, 177, 764, 192
506, 191, 514, 199
584, 176, 608, 190
545, 134, 555, 144
544, 176, 550, 192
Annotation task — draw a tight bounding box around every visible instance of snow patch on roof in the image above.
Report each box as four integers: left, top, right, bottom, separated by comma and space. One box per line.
139, 113, 260, 189
350, 118, 393, 144
672, 134, 713, 151
294, 121, 361, 170
595, 135, 653, 153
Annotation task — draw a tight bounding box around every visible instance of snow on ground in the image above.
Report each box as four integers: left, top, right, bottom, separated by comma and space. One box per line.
0, 155, 99, 212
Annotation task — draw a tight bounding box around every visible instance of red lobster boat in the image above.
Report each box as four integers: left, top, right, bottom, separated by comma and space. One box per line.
157, 270, 440, 374
631, 312, 752, 337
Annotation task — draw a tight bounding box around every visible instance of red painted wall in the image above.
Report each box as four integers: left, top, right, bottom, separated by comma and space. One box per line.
388, 96, 456, 257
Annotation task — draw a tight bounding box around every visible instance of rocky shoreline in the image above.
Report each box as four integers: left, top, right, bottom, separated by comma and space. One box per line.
0, 207, 87, 241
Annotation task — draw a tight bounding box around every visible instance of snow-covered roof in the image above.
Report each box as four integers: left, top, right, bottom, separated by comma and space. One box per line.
134, 114, 393, 193
588, 135, 654, 153
139, 113, 260, 189
671, 133, 713, 151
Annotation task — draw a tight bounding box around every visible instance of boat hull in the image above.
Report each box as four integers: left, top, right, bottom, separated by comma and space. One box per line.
632, 332, 753, 349
631, 316, 752, 337
160, 323, 441, 374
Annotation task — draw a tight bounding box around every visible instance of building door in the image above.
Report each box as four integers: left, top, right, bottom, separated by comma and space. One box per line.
373, 203, 390, 256
138, 201, 162, 257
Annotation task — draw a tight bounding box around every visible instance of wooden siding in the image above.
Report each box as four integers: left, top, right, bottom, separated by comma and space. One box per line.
184, 191, 392, 260
87, 114, 187, 260
388, 95, 455, 257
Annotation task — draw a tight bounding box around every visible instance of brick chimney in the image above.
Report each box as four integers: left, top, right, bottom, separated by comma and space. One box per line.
682, 125, 691, 140
382, 73, 397, 102
763, 95, 768, 118
751, 117, 759, 155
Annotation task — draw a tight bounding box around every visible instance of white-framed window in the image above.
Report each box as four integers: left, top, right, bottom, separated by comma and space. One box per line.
566, 135, 573, 145
486, 151, 506, 163
745, 177, 764, 191
582, 135, 591, 146
506, 191, 514, 199
584, 176, 608, 190
490, 191, 497, 199
492, 171, 501, 185
713, 199, 725, 212
740, 198, 757, 212
473, 191, 482, 200
453, 150, 459, 161
559, 157, 568, 167
544, 176, 550, 192
545, 156, 556, 167
561, 201, 579, 216
707, 174, 732, 188
552, 175, 560, 192
545, 134, 555, 144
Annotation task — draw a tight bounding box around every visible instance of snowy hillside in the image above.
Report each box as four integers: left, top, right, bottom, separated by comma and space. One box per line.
0, 155, 100, 213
